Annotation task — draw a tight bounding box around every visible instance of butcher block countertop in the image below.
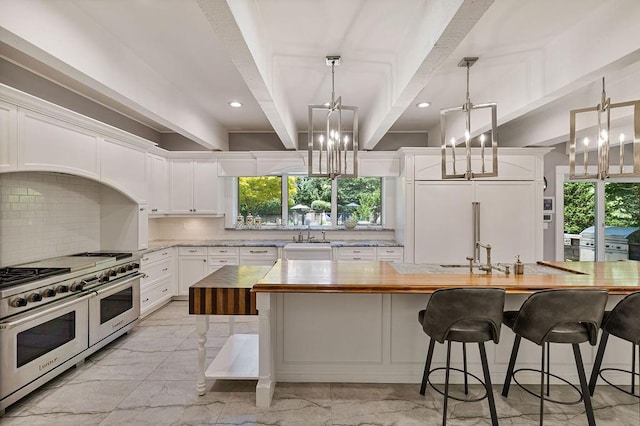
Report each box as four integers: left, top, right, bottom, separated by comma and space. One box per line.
251, 260, 640, 295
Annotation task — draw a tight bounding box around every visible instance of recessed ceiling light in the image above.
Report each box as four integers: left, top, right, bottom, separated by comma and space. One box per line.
228, 101, 242, 108
416, 102, 431, 108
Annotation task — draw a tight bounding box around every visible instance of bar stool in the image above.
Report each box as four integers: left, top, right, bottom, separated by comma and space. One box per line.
588, 291, 640, 398
418, 288, 505, 426
501, 289, 608, 426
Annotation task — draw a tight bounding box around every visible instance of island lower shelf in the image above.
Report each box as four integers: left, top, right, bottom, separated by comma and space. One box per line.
205, 334, 258, 380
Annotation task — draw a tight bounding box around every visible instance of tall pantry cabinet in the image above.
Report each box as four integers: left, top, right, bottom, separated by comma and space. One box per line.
399, 148, 549, 264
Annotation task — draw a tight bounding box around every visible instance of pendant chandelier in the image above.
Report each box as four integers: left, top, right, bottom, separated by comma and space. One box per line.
569, 77, 640, 180
308, 55, 358, 179
441, 57, 498, 180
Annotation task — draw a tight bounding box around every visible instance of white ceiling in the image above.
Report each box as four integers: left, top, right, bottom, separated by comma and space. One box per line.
0, 0, 639, 151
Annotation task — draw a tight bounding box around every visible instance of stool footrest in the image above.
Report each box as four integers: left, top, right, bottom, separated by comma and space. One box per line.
512, 368, 583, 405
426, 367, 488, 403
598, 368, 640, 398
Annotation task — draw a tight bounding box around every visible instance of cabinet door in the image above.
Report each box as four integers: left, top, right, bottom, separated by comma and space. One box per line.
178, 255, 208, 296
149, 154, 168, 213
414, 181, 474, 264
169, 159, 194, 213
18, 109, 100, 178
475, 181, 537, 263
192, 159, 218, 213
0, 100, 17, 172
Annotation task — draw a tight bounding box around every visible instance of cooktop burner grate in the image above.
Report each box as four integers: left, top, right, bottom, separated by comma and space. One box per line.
71, 252, 133, 260
0, 267, 72, 288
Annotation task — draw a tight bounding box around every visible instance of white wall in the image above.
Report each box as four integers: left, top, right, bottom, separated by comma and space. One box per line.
0, 172, 101, 266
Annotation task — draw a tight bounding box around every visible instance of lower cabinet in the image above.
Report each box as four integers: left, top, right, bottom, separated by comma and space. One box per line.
177, 247, 208, 297
140, 248, 173, 317
336, 246, 404, 262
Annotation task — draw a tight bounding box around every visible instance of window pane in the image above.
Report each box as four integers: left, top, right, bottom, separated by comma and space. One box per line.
605, 182, 640, 260
288, 176, 331, 225
238, 177, 282, 225
563, 181, 595, 261
337, 177, 382, 225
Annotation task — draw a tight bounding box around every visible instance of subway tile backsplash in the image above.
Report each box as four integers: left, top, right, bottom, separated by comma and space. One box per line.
0, 172, 101, 267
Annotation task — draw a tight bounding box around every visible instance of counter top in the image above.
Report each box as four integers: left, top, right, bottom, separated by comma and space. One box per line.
251, 260, 640, 295
144, 239, 402, 252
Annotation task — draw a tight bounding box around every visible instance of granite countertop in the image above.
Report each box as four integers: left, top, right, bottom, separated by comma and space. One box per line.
143, 239, 402, 253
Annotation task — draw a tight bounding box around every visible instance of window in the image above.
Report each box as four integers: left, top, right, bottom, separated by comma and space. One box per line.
237, 177, 282, 225
237, 175, 383, 227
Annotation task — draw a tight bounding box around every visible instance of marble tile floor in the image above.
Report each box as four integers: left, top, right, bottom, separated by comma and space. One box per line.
2, 301, 639, 425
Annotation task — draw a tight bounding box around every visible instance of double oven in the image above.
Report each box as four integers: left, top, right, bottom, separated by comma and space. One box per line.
0, 252, 142, 414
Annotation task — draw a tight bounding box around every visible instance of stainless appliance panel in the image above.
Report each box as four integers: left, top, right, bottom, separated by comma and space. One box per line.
89, 274, 141, 346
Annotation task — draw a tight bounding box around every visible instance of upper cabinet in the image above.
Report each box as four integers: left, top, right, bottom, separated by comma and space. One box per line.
148, 154, 169, 214
0, 100, 17, 173
101, 137, 148, 203
18, 109, 100, 179
169, 159, 222, 214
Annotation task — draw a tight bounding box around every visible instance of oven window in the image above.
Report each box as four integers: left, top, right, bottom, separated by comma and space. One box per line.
101, 287, 133, 324
17, 312, 75, 368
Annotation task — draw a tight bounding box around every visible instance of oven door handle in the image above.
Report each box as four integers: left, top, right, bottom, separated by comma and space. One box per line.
93, 272, 143, 295
0, 292, 94, 330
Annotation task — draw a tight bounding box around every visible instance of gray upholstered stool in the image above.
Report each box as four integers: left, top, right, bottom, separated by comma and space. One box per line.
501, 289, 608, 426
418, 288, 505, 426
588, 291, 640, 398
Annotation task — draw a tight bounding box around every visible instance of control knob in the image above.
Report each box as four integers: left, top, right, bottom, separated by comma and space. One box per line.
118, 267, 128, 274
10, 297, 27, 307
27, 293, 42, 302
126, 264, 134, 271
70, 282, 84, 292
110, 269, 117, 276
42, 288, 56, 298
55, 285, 69, 293
99, 274, 110, 283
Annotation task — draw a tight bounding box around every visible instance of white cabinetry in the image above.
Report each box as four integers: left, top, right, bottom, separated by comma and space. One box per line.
336, 246, 404, 262
100, 137, 147, 203
177, 247, 208, 297
169, 159, 221, 214
148, 154, 169, 214
18, 109, 100, 178
0, 100, 17, 172
414, 181, 537, 264
239, 247, 278, 265
140, 248, 173, 317
208, 247, 239, 274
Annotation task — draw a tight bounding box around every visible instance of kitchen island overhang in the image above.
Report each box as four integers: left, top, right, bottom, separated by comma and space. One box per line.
192, 260, 640, 407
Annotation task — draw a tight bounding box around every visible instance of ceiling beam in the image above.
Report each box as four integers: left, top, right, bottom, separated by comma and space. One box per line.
198, 0, 298, 150
361, 0, 494, 150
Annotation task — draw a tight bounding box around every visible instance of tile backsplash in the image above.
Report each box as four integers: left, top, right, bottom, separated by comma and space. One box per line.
0, 172, 101, 266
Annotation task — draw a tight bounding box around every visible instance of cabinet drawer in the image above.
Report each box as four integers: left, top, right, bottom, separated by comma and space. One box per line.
239, 247, 278, 257
141, 248, 172, 266
208, 246, 239, 256
179, 246, 207, 256
376, 247, 403, 259
141, 279, 172, 314
337, 247, 376, 257
141, 258, 172, 288
208, 256, 239, 266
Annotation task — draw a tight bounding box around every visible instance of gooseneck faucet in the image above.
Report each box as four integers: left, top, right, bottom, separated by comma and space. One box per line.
476, 241, 492, 274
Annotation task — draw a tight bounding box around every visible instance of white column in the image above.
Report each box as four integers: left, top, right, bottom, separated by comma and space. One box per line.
196, 315, 210, 396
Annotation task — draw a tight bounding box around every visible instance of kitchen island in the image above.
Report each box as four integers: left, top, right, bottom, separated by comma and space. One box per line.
192, 260, 640, 407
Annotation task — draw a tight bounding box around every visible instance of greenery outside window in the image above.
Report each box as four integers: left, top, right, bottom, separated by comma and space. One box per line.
237, 175, 383, 227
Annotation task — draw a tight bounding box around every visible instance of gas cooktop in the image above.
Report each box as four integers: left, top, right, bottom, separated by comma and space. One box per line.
0, 267, 71, 289
72, 252, 133, 260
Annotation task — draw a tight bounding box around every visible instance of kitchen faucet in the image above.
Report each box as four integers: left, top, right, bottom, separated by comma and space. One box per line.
475, 241, 492, 274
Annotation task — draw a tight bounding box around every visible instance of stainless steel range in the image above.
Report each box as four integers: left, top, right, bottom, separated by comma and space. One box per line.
0, 252, 142, 415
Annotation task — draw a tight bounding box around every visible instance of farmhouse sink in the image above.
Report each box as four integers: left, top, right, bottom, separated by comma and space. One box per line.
283, 243, 332, 260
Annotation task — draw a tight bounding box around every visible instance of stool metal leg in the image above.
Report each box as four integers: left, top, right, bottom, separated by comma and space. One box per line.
546, 343, 550, 397
463, 342, 469, 395
420, 338, 436, 395
573, 343, 596, 426
443, 340, 452, 426
502, 335, 521, 397
540, 343, 545, 426
632, 342, 636, 395
588, 331, 609, 396
479, 342, 498, 426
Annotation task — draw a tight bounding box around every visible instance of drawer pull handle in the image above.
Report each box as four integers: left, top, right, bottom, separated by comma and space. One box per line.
220, 260, 227, 263
353, 250, 361, 253
162, 288, 168, 293
142, 257, 150, 262
250, 250, 268, 253
162, 268, 168, 272
219, 250, 227, 253
162, 252, 168, 256
189, 250, 197, 253
142, 298, 150, 303
353, 257, 361, 260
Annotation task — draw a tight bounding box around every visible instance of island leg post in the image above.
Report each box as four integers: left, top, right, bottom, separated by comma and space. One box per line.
196, 314, 210, 396
256, 292, 276, 407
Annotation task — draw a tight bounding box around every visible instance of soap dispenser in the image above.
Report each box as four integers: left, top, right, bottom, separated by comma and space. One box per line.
514, 255, 524, 275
